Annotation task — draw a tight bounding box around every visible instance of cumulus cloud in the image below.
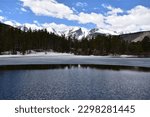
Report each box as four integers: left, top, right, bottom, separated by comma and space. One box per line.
105, 5, 150, 33
21, 7, 27, 12
72, 7, 79, 14
77, 12, 104, 27
8, 0, 150, 33
76, 2, 88, 7
102, 4, 124, 15
33, 20, 41, 26
20, 0, 74, 19
0, 16, 5, 22
20, 0, 104, 27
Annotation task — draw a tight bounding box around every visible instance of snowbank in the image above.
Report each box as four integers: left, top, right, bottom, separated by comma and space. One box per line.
0, 51, 137, 58
0, 52, 73, 58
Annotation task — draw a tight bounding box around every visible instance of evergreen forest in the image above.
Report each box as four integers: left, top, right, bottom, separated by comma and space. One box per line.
0, 23, 150, 56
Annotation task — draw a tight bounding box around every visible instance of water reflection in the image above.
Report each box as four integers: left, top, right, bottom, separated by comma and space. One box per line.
0, 64, 150, 100
0, 64, 150, 72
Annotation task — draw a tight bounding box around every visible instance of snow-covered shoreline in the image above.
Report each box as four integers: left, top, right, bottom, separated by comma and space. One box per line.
0, 52, 138, 58
0, 54, 137, 58
0, 50, 140, 58
0, 52, 74, 58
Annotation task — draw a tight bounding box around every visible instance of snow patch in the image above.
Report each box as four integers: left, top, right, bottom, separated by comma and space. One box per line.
0, 51, 74, 58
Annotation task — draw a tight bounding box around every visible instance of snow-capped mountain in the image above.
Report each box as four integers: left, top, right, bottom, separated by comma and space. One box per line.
59, 27, 119, 39
88, 28, 118, 37
1, 22, 150, 42
46, 27, 57, 34
56, 27, 118, 39
17, 26, 29, 32
17, 25, 57, 34
2, 20, 150, 41
4, 21, 119, 39
63, 27, 88, 40
16, 24, 119, 39
86, 28, 119, 39
0, 16, 120, 39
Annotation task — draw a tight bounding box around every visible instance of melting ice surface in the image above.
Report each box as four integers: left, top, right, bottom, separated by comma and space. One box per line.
0, 55, 150, 67
0, 55, 150, 100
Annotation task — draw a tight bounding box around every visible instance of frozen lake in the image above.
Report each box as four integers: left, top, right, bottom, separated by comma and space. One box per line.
0, 55, 150, 68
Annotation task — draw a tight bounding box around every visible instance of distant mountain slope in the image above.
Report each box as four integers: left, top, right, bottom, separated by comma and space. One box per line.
0, 22, 15, 31
66, 27, 88, 40
120, 31, 150, 42
87, 28, 118, 39
1, 22, 150, 42
0, 22, 149, 56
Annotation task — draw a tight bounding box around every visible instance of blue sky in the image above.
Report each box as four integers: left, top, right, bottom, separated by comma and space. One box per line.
0, 0, 150, 33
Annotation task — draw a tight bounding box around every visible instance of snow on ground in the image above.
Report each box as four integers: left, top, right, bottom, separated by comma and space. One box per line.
120, 55, 137, 58
0, 52, 74, 58
0, 53, 138, 58
0, 51, 137, 58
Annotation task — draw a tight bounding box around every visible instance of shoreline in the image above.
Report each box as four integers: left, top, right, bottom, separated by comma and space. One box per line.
0, 52, 143, 58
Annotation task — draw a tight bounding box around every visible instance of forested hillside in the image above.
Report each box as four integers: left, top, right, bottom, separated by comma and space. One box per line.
0, 23, 149, 56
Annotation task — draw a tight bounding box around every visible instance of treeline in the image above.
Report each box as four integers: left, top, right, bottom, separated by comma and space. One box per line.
0, 23, 150, 56
0, 23, 70, 54
75, 35, 150, 56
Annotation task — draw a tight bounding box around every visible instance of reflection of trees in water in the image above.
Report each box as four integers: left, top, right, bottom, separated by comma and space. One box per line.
0, 64, 149, 72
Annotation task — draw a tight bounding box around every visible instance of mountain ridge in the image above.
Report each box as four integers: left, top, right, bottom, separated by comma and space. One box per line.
0, 22, 149, 56
17, 24, 150, 42
1, 22, 150, 42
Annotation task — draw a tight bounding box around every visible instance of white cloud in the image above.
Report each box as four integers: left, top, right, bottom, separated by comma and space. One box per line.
77, 12, 104, 27
5, 0, 150, 33
0, 9, 2, 13
20, 0, 104, 27
21, 7, 27, 12
33, 20, 38, 24
94, 7, 100, 10
33, 20, 41, 26
72, 7, 78, 13
20, 0, 74, 19
102, 4, 124, 15
0, 16, 5, 22
76, 2, 88, 7
105, 5, 150, 33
